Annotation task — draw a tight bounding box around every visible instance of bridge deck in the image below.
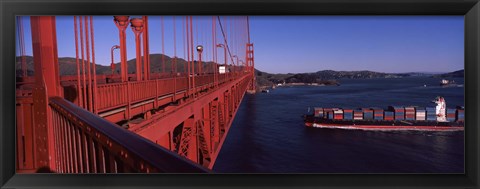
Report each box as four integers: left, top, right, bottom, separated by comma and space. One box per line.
15, 15, 255, 173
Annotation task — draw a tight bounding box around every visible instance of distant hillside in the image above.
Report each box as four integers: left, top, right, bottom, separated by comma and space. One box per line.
254, 69, 405, 87
254, 69, 294, 87
398, 72, 438, 77
16, 56, 110, 76
254, 69, 466, 88
312, 70, 403, 79
433, 69, 464, 78
15, 54, 230, 77
16, 56, 112, 76
16, 56, 464, 88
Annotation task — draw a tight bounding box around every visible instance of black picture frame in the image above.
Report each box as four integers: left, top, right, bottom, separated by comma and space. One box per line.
1, 0, 479, 188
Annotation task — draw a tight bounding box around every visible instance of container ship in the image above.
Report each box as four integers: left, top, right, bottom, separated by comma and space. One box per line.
303, 97, 464, 131
440, 79, 455, 86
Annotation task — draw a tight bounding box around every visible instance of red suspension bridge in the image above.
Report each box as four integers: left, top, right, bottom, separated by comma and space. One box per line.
15, 16, 256, 173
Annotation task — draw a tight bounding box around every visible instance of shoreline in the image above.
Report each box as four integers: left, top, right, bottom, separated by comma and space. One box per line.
258, 82, 339, 91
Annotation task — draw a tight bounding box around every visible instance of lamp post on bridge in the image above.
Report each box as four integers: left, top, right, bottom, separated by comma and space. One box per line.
130, 18, 144, 81
113, 16, 129, 82
196, 45, 203, 75
232, 55, 239, 76
192, 45, 203, 99
216, 44, 227, 80
110, 45, 120, 75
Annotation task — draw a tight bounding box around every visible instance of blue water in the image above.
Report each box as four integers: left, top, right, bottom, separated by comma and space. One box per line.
213, 77, 464, 173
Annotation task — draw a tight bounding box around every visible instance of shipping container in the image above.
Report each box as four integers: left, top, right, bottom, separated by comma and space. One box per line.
415, 107, 426, 121
343, 108, 353, 120
323, 108, 334, 119
363, 112, 374, 120
333, 109, 344, 120
371, 108, 384, 120
415, 111, 426, 120
343, 113, 353, 120
404, 107, 415, 120
327, 111, 334, 119
384, 110, 394, 121
456, 109, 464, 121
314, 107, 324, 118
353, 109, 363, 120
388, 106, 405, 120
384, 111, 394, 116
447, 109, 456, 122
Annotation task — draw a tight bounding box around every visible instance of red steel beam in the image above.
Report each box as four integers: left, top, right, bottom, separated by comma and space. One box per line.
208, 84, 247, 168
30, 16, 61, 171
131, 18, 144, 81
132, 74, 251, 167
142, 16, 150, 80
113, 16, 129, 82
133, 75, 248, 136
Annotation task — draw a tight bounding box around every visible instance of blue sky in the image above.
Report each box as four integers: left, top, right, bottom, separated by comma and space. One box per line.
17, 16, 464, 74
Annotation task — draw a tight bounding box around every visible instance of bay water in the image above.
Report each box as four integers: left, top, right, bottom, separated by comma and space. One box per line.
213, 77, 464, 173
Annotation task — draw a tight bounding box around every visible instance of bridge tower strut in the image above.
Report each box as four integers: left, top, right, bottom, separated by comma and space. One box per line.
30, 16, 61, 171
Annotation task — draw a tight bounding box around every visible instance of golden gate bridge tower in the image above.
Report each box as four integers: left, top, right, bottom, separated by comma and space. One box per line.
15, 15, 255, 173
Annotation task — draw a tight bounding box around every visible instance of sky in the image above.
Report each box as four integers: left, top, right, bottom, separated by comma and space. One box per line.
17, 16, 464, 74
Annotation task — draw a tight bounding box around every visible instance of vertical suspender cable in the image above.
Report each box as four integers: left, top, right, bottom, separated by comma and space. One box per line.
74, 16, 83, 107
246, 16, 251, 44
212, 16, 216, 84
224, 16, 228, 77
213, 16, 217, 87
232, 17, 235, 74
80, 17, 87, 109
183, 17, 187, 70
206, 18, 209, 67
186, 16, 190, 96
245, 16, 248, 69
195, 17, 200, 74
16, 17, 21, 74
161, 16, 165, 73
52, 17, 60, 96
190, 16, 195, 94
233, 17, 236, 74
196, 17, 200, 74
190, 16, 194, 93
90, 16, 98, 114
18, 16, 27, 77
173, 16, 177, 101
216, 17, 235, 70
207, 18, 211, 70
246, 16, 251, 72
17, 17, 22, 76
22, 17, 27, 77
85, 17, 93, 112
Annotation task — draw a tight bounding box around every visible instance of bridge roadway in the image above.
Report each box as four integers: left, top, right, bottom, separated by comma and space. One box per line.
15, 15, 256, 173
16, 71, 253, 172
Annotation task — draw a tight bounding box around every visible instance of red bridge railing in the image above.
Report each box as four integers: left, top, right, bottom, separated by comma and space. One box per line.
94, 73, 235, 112
48, 96, 209, 173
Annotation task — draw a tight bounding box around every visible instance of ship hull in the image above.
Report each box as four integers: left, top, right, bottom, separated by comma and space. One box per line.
308, 122, 464, 131
304, 116, 464, 131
